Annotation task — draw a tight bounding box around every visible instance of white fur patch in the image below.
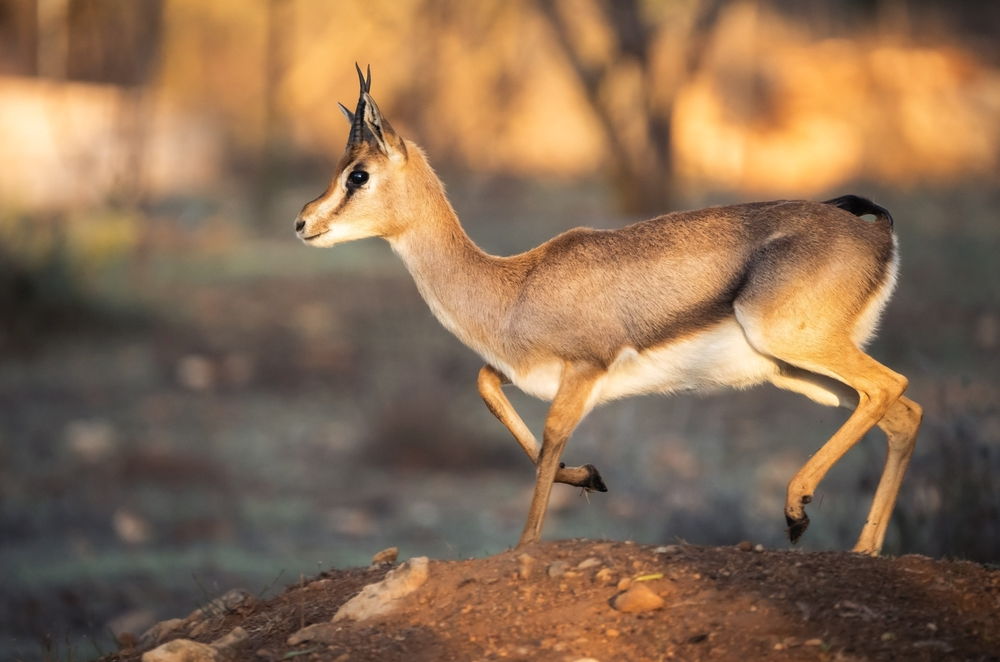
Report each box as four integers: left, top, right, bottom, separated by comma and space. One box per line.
506, 319, 779, 405
596, 320, 779, 403
852, 235, 899, 348
305, 223, 377, 247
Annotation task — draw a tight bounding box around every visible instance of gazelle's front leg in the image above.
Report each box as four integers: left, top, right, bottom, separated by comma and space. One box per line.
518, 362, 602, 547
478, 365, 606, 492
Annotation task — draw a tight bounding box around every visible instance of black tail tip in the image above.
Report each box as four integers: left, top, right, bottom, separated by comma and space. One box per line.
823, 194, 893, 230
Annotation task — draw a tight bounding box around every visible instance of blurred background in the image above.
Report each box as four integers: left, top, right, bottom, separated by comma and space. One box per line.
1, 0, 999, 657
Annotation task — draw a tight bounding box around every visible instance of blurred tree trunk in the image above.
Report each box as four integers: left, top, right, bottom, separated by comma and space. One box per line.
258, 0, 294, 232
535, 0, 727, 213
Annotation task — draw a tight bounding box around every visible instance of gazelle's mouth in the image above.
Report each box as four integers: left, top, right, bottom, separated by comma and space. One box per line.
300, 230, 328, 243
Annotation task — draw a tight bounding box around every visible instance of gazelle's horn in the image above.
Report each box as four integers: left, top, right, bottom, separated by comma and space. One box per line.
348, 63, 372, 145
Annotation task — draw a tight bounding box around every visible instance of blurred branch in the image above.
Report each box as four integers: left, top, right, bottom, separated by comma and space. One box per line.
535, 0, 727, 213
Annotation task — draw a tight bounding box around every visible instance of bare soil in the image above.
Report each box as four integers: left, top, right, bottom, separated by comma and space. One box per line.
102, 539, 1000, 662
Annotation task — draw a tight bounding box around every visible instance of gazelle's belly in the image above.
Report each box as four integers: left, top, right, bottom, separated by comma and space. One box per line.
508, 319, 780, 406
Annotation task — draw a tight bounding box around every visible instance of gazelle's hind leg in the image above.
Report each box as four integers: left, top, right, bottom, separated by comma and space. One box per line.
770, 365, 922, 553
854, 395, 921, 553
478, 365, 607, 492
763, 354, 912, 554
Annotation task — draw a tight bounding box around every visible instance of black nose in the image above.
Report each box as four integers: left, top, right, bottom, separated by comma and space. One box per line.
295, 219, 305, 232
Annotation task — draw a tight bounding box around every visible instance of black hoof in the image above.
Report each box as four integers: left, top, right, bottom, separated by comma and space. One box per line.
583, 464, 608, 493
785, 512, 810, 545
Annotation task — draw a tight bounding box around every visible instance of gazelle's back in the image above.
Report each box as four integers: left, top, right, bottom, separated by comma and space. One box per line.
505, 199, 896, 373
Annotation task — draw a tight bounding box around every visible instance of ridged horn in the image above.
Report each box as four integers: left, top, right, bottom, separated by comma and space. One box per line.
348, 63, 372, 145
338, 102, 354, 124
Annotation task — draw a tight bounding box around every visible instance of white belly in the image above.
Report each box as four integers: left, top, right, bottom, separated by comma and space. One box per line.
507, 319, 780, 406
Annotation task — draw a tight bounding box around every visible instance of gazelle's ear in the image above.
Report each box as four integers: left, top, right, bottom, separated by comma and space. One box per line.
338, 102, 354, 125
362, 92, 407, 162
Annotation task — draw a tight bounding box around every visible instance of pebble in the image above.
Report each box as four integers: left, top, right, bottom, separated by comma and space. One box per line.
613, 583, 664, 613
617, 578, 632, 592
517, 554, 536, 579
188, 621, 212, 638
548, 560, 569, 578
576, 557, 601, 570
188, 588, 252, 622
139, 619, 187, 647
653, 545, 682, 555
142, 639, 219, 662
141, 627, 248, 661
594, 568, 615, 585
738, 541, 754, 552
371, 546, 399, 565
334, 556, 429, 621
287, 622, 340, 645
211, 626, 249, 651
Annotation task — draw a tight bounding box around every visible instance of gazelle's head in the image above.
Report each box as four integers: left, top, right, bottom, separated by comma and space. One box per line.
295, 65, 413, 247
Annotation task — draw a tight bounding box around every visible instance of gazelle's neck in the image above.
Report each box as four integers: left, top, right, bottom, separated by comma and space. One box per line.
386, 168, 522, 362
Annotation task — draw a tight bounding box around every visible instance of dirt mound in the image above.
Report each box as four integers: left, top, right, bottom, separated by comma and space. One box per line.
102, 540, 999, 662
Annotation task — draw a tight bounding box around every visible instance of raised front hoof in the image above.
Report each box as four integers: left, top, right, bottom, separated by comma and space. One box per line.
582, 464, 608, 493
555, 462, 609, 492
785, 511, 810, 545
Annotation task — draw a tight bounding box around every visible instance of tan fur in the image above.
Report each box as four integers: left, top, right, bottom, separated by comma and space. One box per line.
296, 82, 921, 555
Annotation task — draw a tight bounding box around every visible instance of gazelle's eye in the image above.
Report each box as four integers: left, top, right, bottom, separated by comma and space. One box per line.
348, 170, 369, 187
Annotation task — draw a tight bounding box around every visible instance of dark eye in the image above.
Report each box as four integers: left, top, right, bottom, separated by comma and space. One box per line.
348, 170, 369, 187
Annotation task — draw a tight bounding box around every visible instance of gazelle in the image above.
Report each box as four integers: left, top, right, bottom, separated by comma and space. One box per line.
295, 66, 922, 555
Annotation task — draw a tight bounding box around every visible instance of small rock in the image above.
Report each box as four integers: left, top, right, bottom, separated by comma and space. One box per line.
548, 560, 569, 578
612, 583, 664, 613
142, 639, 220, 662
517, 554, 536, 579
881, 632, 896, 642
140, 618, 187, 647
218, 588, 252, 610
617, 577, 632, 592
754, 544, 764, 552
605, 628, 620, 638
773, 643, 786, 651
805, 638, 823, 646
333, 557, 429, 621
594, 568, 614, 585
287, 622, 340, 645
210, 626, 249, 652
371, 546, 399, 565
189, 589, 252, 622
189, 621, 212, 638
576, 557, 601, 570
737, 540, 753, 552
